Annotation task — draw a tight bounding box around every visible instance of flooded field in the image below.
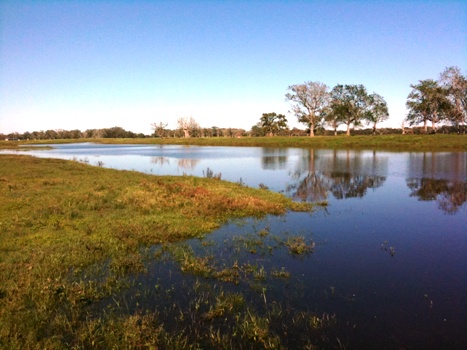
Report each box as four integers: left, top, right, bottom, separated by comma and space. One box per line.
3, 144, 466, 348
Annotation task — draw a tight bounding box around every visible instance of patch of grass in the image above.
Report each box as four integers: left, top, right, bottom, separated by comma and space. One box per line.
0, 154, 312, 348
106, 133, 458, 151
92, 134, 467, 151
285, 236, 315, 256
270, 267, 290, 279
2, 133, 466, 151
203, 292, 245, 320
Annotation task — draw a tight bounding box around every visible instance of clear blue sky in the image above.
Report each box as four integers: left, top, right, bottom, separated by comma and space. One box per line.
1, 0, 465, 134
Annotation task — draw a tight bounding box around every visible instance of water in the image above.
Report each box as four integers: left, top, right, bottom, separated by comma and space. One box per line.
3, 144, 466, 348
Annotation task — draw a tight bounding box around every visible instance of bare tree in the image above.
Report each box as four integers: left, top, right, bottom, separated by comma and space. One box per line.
151, 121, 168, 138
440, 66, 467, 133
177, 116, 200, 138
286, 81, 330, 137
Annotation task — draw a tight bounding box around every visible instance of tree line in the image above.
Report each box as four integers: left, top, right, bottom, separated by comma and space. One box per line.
285, 82, 389, 137
152, 66, 465, 138
2, 125, 249, 141
3, 66, 465, 140
406, 66, 466, 134
2, 127, 147, 141
258, 66, 465, 137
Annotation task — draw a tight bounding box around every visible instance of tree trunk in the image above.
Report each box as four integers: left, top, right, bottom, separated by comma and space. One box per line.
309, 122, 315, 137
346, 124, 351, 136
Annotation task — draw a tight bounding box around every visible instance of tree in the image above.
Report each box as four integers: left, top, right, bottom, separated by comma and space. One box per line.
259, 112, 288, 136
250, 122, 266, 137
211, 126, 220, 137
329, 84, 370, 136
285, 81, 330, 137
177, 116, 199, 138
44, 129, 58, 139
365, 93, 389, 135
440, 66, 467, 133
325, 97, 346, 136
102, 126, 132, 138
406, 79, 451, 133
151, 121, 168, 138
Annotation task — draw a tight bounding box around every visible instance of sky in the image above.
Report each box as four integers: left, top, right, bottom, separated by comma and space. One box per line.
1, 0, 466, 135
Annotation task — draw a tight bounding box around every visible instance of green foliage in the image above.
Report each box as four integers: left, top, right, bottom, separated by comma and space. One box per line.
365, 93, 389, 134
259, 112, 288, 136
330, 84, 371, 136
406, 79, 452, 133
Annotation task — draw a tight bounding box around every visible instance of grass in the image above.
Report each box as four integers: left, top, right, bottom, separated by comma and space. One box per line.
2, 133, 467, 151
285, 236, 315, 256
0, 154, 313, 349
138, 220, 333, 348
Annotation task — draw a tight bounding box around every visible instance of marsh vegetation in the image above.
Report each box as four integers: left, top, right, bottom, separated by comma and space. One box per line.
0, 155, 330, 349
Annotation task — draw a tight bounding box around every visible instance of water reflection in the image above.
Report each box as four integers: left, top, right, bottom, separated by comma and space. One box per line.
285, 149, 388, 201
406, 152, 467, 214
407, 152, 466, 181
176, 158, 200, 170
261, 148, 288, 169
150, 156, 170, 166
150, 156, 200, 170
407, 178, 466, 214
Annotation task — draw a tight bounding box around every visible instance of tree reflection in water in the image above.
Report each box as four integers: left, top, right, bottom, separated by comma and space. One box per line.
151, 156, 200, 170
286, 149, 387, 201
329, 172, 386, 199
289, 171, 386, 201
407, 178, 467, 214
406, 152, 467, 214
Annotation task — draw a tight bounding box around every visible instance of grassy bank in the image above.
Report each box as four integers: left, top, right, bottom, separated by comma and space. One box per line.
0, 155, 311, 349
2, 134, 466, 151
99, 134, 467, 151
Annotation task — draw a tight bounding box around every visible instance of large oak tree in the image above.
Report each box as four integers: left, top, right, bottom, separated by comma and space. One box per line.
406, 79, 451, 133
329, 84, 371, 136
260, 112, 288, 136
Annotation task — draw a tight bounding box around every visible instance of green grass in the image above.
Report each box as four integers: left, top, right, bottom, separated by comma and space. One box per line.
110, 134, 467, 151
0, 154, 312, 349
2, 134, 466, 151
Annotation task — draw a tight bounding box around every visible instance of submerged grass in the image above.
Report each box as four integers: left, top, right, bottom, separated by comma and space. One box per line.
0, 154, 313, 349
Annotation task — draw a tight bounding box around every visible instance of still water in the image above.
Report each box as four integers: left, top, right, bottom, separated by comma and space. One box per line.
5, 143, 467, 348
